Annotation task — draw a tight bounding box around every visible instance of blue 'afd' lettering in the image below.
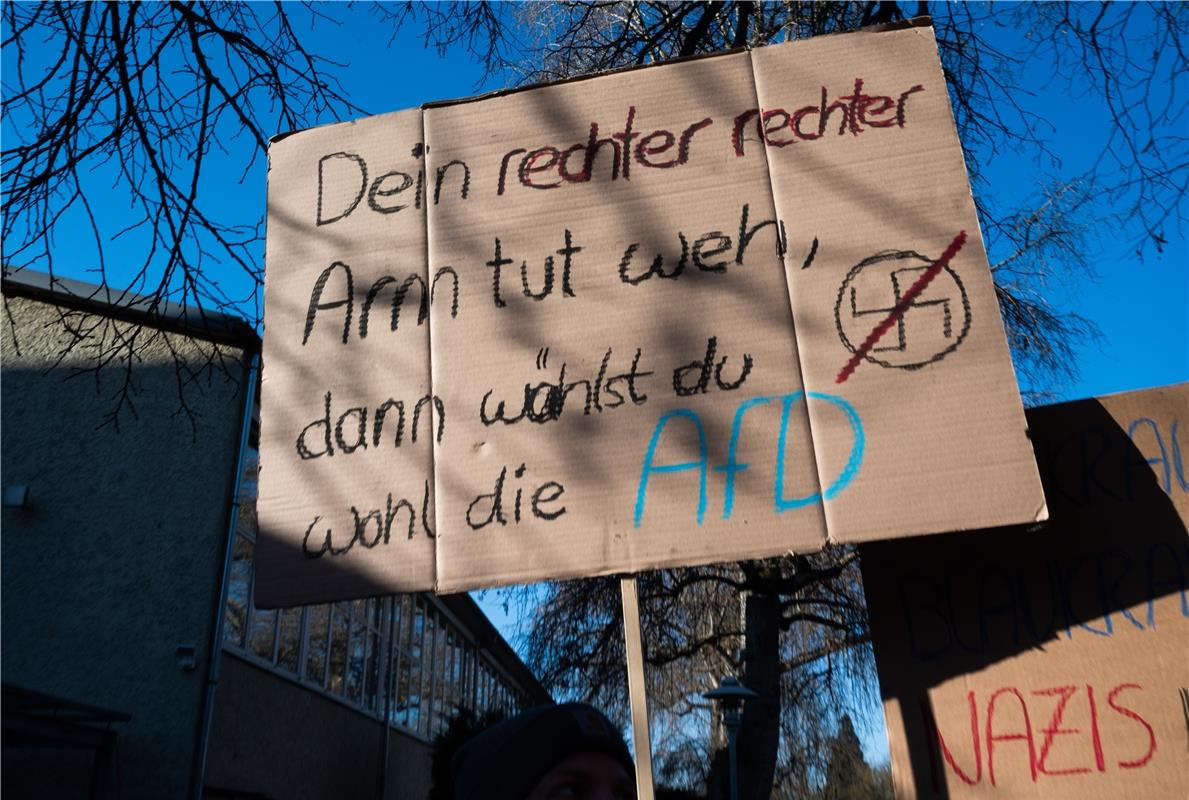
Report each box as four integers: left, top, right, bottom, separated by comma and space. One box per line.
633, 390, 864, 527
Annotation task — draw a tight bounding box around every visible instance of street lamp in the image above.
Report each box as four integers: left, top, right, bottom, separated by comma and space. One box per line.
703, 676, 757, 800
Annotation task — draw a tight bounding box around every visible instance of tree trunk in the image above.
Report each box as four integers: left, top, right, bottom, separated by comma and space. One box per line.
738, 589, 782, 799
707, 731, 729, 800
706, 588, 783, 799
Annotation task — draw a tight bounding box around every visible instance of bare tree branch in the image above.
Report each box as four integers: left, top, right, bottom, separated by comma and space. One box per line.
2, 1, 359, 427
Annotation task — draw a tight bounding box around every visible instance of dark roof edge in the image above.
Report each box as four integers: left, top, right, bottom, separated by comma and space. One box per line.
1, 268, 261, 352
436, 592, 553, 706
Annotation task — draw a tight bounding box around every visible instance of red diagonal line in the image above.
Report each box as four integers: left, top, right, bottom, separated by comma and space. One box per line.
835, 230, 968, 384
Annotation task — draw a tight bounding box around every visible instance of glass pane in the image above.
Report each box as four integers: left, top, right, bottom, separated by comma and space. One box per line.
306, 604, 329, 686
436, 619, 450, 733
420, 611, 437, 737
405, 599, 424, 732
248, 600, 277, 661
428, 617, 440, 736
464, 648, 476, 709
238, 449, 259, 536
399, 593, 410, 629
371, 597, 385, 631
367, 598, 391, 712
346, 599, 367, 704
276, 607, 302, 674
440, 632, 451, 726
392, 597, 412, 728
328, 601, 350, 696
394, 643, 410, 727
458, 646, 469, 711
443, 634, 454, 723
365, 629, 382, 711
223, 535, 253, 648
450, 636, 462, 718
434, 613, 448, 734
477, 665, 486, 713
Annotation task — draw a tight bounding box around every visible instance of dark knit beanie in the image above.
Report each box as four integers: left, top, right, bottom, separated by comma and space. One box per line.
451, 703, 634, 800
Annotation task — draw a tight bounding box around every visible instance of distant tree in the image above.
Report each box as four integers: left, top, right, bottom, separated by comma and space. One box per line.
516, 551, 873, 799
820, 715, 870, 800
866, 765, 896, 800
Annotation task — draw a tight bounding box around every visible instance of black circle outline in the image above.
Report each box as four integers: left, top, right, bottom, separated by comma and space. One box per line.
833, 250, 972, 371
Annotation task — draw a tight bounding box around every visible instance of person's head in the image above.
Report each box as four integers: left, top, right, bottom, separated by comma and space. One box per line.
451, 702, 636, 800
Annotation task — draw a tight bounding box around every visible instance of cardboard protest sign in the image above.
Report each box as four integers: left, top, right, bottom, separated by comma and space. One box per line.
255, 21, 1045, 604
862, 383, 1189, 799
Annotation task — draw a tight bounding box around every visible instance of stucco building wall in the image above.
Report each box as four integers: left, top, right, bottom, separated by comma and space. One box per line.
204, 655, 433, 800
1, 292, 252, 798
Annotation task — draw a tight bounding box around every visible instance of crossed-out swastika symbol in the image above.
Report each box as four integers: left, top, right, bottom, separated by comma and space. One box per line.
849, 265, 956, 353
833, 242, 972, 378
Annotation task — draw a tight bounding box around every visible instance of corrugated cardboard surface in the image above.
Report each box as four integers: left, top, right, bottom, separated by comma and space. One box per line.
752, 29, 1043, 543
257, 109, 437, 605
424, 49, 824, 592
862, 383, 1189, 799
256, 23, 1044, 604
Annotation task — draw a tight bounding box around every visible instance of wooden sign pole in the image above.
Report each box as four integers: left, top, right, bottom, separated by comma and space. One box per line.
620, 576, 656, 800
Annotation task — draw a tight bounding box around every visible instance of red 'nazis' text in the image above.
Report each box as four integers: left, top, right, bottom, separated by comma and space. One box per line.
922, 682, 1158, 792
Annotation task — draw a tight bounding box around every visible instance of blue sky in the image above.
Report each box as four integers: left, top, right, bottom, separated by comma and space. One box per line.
6, 4, 1181, 399
4, 1, 1185, 770
966, 14, 1189, 401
